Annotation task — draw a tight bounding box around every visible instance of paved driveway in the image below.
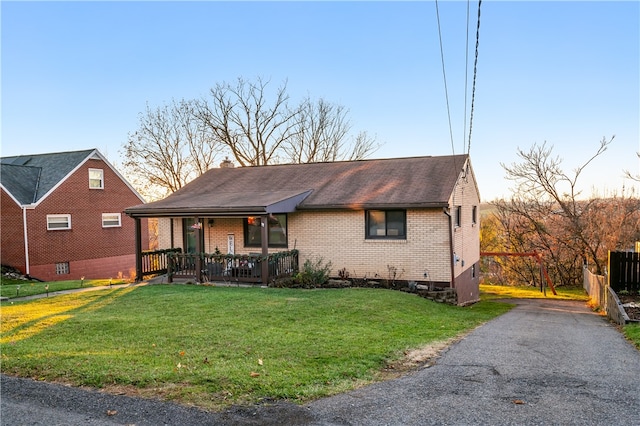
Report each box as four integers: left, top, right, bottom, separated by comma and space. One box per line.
2, 299, 639, 425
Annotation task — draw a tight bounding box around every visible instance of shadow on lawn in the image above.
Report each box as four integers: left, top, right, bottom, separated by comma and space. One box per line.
0, 287, 137, 344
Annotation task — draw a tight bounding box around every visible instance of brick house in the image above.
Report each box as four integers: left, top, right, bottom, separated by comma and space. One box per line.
125, 155, 481, 305
1, 149, 148, 281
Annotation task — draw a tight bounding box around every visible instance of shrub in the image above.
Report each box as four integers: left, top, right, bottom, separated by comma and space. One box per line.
295, 257, 332, 287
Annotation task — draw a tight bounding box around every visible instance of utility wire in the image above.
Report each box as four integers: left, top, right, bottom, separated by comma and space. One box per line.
435, 0, 456, 158
466, 0, 482, 156
463, 0, 471, 158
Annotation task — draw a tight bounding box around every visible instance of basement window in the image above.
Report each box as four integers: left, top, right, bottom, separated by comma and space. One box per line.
55, 262, 70, 275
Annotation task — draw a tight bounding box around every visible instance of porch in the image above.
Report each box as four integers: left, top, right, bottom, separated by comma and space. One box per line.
140, 248, 299, 284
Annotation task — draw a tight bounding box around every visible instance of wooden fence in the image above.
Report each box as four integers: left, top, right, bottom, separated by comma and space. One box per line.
583, 265, 606, 308
140, 248, 182, 278
609, 251, 640, 293
167, 250, 299, 284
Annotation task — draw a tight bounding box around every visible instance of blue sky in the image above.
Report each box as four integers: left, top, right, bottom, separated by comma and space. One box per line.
2, 1, 638, 201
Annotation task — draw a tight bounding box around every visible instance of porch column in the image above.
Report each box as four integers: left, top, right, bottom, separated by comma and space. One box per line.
134, 217, 142, 282
195, 216, 202, 282
260, 215, 269, 283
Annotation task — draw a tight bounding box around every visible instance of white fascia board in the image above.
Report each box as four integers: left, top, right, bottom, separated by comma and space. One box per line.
30, 148, 146, 208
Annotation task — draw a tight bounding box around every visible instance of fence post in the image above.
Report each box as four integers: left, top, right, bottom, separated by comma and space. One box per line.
167, 254, 174, 284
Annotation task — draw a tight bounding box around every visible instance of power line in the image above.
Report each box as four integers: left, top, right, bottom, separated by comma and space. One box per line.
466, 0, 482, 156
434, 0, 456, 158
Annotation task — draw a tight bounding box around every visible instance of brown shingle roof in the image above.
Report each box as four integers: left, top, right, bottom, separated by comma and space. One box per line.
125, 155, 470, 217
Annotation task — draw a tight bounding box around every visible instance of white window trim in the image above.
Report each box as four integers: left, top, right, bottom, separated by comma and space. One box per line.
89, 168, 104, 189
102, 213, 122, 228
47, 214, 71, 230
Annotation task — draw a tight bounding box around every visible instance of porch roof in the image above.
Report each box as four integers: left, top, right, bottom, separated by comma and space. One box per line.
125, 154, 473, 218
125, 189, 312, 218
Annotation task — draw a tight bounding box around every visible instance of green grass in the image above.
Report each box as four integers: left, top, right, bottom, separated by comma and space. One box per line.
480, 284, 589, 301
623, 323, 640, 349
0, 285, 512, 410
0, 278, 128, 299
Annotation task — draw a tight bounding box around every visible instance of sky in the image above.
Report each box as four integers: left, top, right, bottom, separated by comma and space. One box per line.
2, 1, 639, 201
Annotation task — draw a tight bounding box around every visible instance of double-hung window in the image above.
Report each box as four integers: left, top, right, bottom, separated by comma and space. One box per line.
89, 168, 104, 189
47, 214, 71, 230
365, 210, 406, 239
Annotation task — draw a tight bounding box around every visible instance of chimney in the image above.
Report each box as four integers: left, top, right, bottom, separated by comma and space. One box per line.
220, 157, 234, 168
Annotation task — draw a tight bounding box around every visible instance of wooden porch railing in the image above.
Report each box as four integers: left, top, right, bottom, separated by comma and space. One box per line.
167, 250, 299, 284
140, 248, 182, 278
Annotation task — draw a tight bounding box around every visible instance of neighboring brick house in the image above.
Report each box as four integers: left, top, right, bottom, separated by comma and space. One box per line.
0, 149, 148, 281
125, 154, 481, 305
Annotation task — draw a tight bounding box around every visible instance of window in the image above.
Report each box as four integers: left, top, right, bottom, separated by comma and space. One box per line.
365, 210, 406, 239
89, 168, 104, 189
455, 206, 462, 227
243, 214, 288, 248
472, 205, 477, 225
55, 262, 70, 275
47, 214, 71, 230
102, 213, 122, 228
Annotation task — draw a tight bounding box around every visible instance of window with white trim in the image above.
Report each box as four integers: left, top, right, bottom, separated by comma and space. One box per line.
102, 213, 122, 228
47, 214, 71, 230
455, 206, 462, 227
89, 168, 104, 189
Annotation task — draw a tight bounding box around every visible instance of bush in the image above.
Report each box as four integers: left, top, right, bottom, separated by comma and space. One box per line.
294, 257, 332, 287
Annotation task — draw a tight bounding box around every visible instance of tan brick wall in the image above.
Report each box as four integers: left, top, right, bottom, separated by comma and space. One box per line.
290, 209, 453, 283
449, 164, 481, 304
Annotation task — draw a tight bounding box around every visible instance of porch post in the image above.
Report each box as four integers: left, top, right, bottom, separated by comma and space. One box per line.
261, 215, 269, 283
195, 216, 202, 282
134, 217, 142, 282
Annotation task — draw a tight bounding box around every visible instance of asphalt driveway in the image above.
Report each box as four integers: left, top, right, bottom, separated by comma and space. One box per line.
2, 298, 639, 425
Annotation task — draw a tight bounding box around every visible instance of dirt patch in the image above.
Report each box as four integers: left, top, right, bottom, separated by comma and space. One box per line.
379, 336, 462, 380
618, 293, 640, 321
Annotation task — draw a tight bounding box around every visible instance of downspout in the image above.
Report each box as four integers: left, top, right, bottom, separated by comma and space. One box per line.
23, 207, 30, 276
443, 208, 455, 288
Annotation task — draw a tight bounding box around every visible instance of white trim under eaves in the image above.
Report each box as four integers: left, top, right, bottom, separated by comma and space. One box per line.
29, 148, 147, 208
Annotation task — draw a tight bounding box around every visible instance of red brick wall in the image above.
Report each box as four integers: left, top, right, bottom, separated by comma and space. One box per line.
0, 189, 26, 272
2, 158, 149, 280
29, 254, 138, 282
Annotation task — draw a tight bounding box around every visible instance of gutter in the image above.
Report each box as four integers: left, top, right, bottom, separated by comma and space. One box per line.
22, 206, 30, 276
443, 208, 455, 288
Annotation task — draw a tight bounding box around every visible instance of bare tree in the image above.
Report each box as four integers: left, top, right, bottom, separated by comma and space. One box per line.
624, 152, 640, 182
122, 99, 220, 200
122, 77, 380, 198
500, 137, 614, 274
197, 77, 380, 166
284, 97, 379, 163
196, 77, 300, 166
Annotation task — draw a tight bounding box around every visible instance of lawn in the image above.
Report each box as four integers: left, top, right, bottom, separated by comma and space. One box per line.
480, 283, 590, 301
0, 284, 512, 410
0, 277, 128, 299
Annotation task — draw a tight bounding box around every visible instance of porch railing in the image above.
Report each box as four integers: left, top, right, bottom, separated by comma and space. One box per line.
140, 248, 182, 278
167, 250, 299, 284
